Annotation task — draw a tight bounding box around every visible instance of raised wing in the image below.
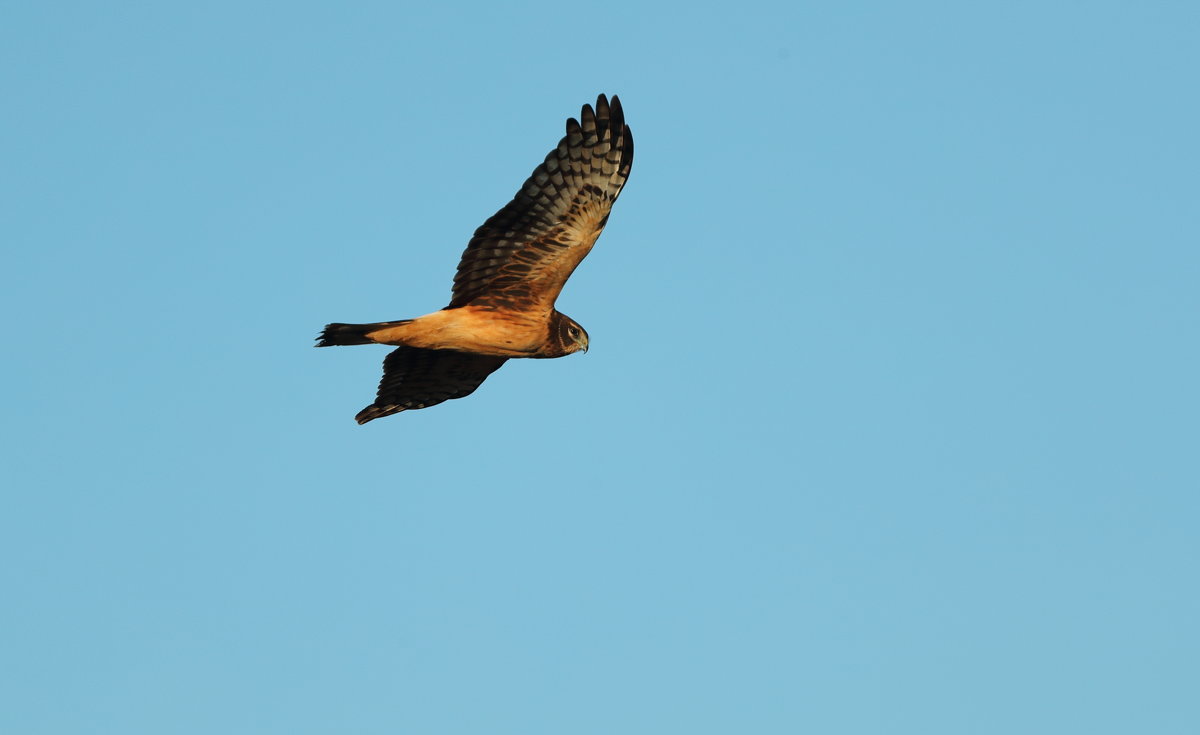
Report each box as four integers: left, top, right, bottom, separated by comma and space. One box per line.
449, 94, 633, 311
355, 347, 507, 424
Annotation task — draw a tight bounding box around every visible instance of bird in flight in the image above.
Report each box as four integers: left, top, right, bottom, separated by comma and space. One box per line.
317, 94, 634, 424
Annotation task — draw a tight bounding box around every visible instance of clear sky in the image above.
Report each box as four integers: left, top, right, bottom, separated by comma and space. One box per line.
3, 2, 1198, 733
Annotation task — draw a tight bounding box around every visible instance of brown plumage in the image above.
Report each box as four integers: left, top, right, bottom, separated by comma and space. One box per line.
317, 94, 634, 424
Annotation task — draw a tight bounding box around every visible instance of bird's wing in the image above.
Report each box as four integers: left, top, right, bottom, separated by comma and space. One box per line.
355, 347, 508, 424
448, 94, 633, 312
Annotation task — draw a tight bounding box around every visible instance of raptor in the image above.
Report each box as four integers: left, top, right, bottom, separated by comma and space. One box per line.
317, 94, 633, 423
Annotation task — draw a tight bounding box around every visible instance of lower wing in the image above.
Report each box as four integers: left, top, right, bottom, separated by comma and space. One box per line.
355, 347, 508, 424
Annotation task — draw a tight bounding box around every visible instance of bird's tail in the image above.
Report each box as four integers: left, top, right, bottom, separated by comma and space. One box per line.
315, 320, 412, 347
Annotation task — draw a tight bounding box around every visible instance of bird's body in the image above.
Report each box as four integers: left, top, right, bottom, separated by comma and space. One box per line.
317, 94, 633, 423
327, 306, 556, 357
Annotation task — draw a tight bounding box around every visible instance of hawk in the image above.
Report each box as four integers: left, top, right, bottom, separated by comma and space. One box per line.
317, 94, 634, 424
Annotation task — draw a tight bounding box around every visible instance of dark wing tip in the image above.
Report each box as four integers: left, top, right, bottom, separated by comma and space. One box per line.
622, 121, 634, 172
355, 404, 406, 424
595, 93, 632, 177
609, 95, 625, 127
580, 99, 597, 133
565, 115, 582, 138
572, 93, 624, 139
607, 95, 622, 128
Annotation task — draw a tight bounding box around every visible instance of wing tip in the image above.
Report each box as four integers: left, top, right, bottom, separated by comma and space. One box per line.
574, 93, 626, 140
355, 404, 406, 424
595, 93, 611, 121
621, 120, 633, 173
565, 115, 582, 139
594, 93, 632, 175
588, 93, 623, 130
606, 94, 623, 126
580, 100, 597, 133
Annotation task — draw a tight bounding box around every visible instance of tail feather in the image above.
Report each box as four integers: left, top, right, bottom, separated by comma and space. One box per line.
316, 320, 411, 347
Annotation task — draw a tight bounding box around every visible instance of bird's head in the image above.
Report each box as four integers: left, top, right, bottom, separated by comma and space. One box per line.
548, 312, 589, 356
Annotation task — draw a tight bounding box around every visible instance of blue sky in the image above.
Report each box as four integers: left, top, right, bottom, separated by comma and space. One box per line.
4, 1, 1198, 733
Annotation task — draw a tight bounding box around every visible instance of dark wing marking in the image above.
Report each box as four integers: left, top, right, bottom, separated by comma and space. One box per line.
449, 94, 634, 311
355, 347, 508, 424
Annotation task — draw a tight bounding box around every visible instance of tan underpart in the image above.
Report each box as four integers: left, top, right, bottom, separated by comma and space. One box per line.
365, 306, 551, 357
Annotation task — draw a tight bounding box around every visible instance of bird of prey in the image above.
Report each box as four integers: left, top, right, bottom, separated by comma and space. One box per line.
317, 94, 634, 424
